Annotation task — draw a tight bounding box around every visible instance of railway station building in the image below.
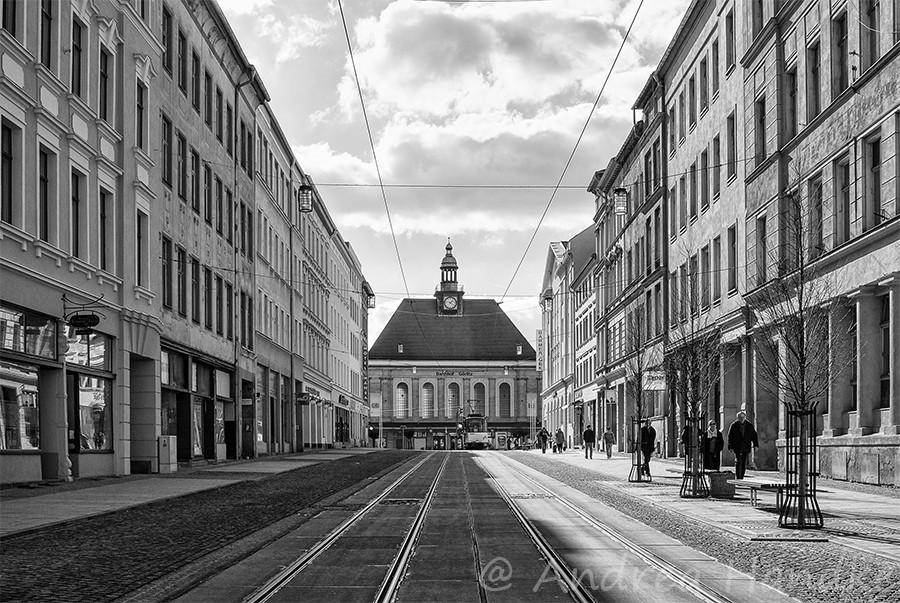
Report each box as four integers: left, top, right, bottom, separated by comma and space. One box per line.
368, 242, 541, 450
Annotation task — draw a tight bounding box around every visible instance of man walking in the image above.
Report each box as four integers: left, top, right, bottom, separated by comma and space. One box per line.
602, 426, 616, 458
537, 427, 549, 454
583, 424, 595, 459
727, 411, 759, 479
640, 419, 656, 477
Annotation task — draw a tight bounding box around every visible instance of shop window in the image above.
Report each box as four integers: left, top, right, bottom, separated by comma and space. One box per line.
65, 328, 111, 370
1, 306, 57, 359
0, 361, 40, 450
881, 296, 891, 408
68, 375, 112, 451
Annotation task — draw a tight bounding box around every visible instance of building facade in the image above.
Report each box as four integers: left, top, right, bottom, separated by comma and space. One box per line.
369, 242, 541, 450
579, 0, 898, 484
0, 0, 371, 485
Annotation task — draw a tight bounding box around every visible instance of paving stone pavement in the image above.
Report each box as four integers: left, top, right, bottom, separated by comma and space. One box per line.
509, 449, 900, 603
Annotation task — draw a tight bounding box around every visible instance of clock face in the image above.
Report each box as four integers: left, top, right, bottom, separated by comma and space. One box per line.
443, 296, 458, 309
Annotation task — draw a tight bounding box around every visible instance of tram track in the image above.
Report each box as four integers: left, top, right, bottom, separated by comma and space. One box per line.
244, 452, 448, 603
479, 454, 735, 603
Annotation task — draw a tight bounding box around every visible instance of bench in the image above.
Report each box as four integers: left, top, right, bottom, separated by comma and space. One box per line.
727, 478, 788, 508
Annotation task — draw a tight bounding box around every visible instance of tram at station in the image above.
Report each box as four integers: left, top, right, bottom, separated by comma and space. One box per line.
461, 413, 491, 449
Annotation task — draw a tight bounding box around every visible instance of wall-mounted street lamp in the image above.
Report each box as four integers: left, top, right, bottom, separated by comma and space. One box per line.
298, 183, 314, 213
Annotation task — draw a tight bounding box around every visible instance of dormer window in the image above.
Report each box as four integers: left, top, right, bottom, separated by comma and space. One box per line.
398, 343, 403, 353
516, 345, 523, 356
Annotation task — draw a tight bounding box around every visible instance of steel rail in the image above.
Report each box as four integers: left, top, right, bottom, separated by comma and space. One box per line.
374, 453, 450, 603
489, 455, 734, 603
479, 459, 597, 603
244, 453, 439, 603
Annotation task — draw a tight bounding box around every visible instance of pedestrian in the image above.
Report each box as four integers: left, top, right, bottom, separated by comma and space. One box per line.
602, 426, 616, 458
583, 424, 595, 459
640, 419, 656, 477
727, 411, 759, 479
555, 428, 565, 454
702, 420, 724, 471
537, 427, 550, 454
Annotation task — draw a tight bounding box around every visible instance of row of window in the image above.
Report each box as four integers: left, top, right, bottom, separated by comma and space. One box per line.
393, 382, 514, 418
670, 225, 739, 326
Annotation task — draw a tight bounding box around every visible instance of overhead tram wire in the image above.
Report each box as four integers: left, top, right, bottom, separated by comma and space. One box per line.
499, 0, 646, 304
337, 0, 443, 369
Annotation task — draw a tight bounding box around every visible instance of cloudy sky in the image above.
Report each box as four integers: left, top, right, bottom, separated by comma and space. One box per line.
218, 0, 691, 346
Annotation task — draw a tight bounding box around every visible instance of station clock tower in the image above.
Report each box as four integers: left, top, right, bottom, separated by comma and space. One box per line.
435, 240, 463, 315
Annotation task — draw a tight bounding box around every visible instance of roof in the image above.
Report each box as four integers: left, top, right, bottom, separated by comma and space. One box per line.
569, 225, 595, 280
369, 299, 536, 361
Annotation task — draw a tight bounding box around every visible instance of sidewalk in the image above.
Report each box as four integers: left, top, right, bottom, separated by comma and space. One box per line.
0, 448, 376, 538
525, 448, 900, 563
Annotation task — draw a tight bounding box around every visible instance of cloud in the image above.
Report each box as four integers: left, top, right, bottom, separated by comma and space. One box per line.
217, 0, 274, 17
258, 13, 333, 62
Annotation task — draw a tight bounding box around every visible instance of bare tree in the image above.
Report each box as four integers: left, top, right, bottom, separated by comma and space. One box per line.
665, 246, 723, 497
746, 183, 852, 528
624, 306, 661, 481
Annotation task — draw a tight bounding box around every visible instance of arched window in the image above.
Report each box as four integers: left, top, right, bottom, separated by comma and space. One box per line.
474, 382, 485, 415
395, 382, 408, 418
499, 383, 511, 417
422, 382, 434, 418
448, 382, 460, 417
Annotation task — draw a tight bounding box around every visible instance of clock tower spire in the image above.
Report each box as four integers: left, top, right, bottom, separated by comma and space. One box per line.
436, 239, 463, 314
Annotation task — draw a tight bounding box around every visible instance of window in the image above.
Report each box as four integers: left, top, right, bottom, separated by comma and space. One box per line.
679, 176, 687, 229
832, 13, 848, 96
850, 306, 858, 410
689, 254, 699, 315
191, 257, 200, 323
2, 0, 17, 36
755, 97, 767, 166
670, 271, 679, 326
654, 206, 661, 267
191, 148, 200, 212
895, 0, 900, 45
689, 162, 698, 220
162, 5, 173, 74
756, 215, 767, 284
809, 175, 824, 258
226, 103, 234, 156
203, 267, 213, 329
225, 282, 233, 339
701, 245, 710, 309
215, 177, 223, 235
71, 18, 83, 97
669, 189, 677, 240
881, 295, 891, 407
669, 107, 676, 151
99, 47, 111, 121
862, 0, 881, 71
727, 111, 737, 178
752, 0, 764, 37
711, 39, 720, 96
40, 0, 52, 68
786, 65, 798, 140
162, 237, 172, 308
204, 71, 213, 128
0, 360, 40, 450
689, 75, 697, 127
678, 91, 686, 140
99, 190, 110, 271
136, 81, 147, 150
395, 383, 409, 418
700, 149, 709, 211
177, 247, 187, 316
215, 275, 224, 335
712, 134, 721, 197
699, 57, 709, 113
204, 165, 212, 225
834, 155, 851, 245
136, 211, 148, 287
680, 265, 688, 321
177, 132, 187, 200
67, 373, 113, 451
712, 236, 721, 302
865, 136, 882, 231
39, 148, 53, 241
807, 42, 821, 120
225, 188, 233, 243
161, 114, 172, 185
240, 121, 247, 169
215, 88, 223, 142
71, 171, 82, 258
727, 224, 737, 292
725, 9, 735, 69
177, 30, 187, 92
191, 50, 201, 113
